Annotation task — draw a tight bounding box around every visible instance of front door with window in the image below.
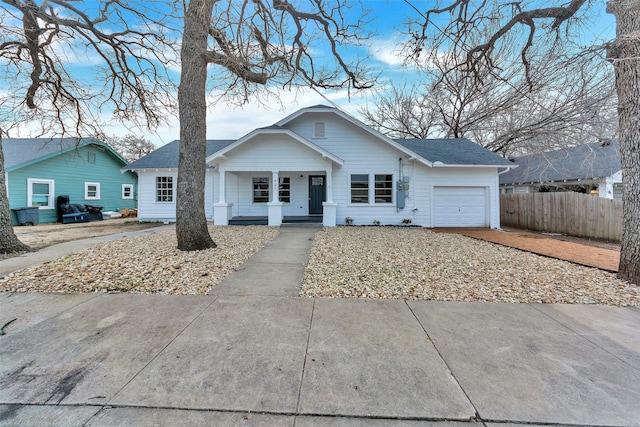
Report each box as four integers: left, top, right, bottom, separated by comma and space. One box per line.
309, 175, 326, 215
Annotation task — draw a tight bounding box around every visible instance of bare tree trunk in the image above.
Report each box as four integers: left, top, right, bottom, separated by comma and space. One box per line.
176, 0, 216, 251
0, 139, 31, 254
607, 0, 640, 284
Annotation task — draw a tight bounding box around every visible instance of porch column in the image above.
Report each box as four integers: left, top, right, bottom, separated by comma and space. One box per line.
322, 166, 337, 226
218, 169, 226, 203
325, 166, 334, 203
271, 171, 279, 203
213, 169, 231, 226
268, 170, 283, 226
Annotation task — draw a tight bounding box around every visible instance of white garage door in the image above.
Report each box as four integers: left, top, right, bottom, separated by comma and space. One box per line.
433, 186, 488, 227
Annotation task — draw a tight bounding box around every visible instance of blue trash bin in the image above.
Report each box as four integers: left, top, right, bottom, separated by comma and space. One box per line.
12, 207, 40, 225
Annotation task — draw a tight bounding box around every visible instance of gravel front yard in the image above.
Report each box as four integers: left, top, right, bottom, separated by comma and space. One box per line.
1, 225, 639, 306
0, 226, 278, 295
301, 227, 640, 306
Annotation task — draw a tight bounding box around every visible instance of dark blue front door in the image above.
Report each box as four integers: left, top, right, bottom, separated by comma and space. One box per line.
309, 175, 325, 215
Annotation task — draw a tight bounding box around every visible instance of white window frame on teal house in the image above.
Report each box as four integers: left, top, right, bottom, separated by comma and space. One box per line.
122, 183, 134, 199
27, 178, 55, 209
84, 182, 101, 200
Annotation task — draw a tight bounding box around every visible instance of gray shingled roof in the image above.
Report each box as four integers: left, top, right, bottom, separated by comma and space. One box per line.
499, 141, 621, 185
394, 138, 513, 166
122, 139, 235, 170
124, 136, 512, 170
2, 137, 91, 170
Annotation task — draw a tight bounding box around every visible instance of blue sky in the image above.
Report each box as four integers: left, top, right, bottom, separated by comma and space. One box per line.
2, 1, 616, 147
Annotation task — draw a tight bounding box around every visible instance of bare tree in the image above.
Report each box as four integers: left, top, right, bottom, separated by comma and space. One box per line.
107, 134, 157, 163
362, 32, 617, 159
0, 0, 177, 254
405, 0, 640, 284
177, 0, 373, 251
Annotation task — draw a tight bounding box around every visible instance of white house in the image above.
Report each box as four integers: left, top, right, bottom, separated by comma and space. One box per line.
123, 105, 514, 227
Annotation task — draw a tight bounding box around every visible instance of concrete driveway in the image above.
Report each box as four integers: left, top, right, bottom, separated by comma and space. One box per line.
2, 292, 639, 426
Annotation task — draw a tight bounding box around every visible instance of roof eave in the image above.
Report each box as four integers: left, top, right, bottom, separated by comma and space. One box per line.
432, 163, 516, 168
6, 138, 125, 172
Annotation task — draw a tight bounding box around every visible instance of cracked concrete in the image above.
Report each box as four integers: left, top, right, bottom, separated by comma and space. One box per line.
2, 225, 640, 426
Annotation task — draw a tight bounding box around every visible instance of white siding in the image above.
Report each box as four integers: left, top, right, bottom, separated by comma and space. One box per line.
137, 169, 214, 222
219, 134, 331, 172
425, 167, 500, 228
411, 163, 431, 226
204, 170, 214, 219
286, 113, 417, 225
137, 170, 177, 222
283, 174, 311, 216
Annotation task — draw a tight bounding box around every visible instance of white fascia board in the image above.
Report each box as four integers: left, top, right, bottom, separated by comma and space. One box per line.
206, 128, 344, 165
432, 163, 516, 168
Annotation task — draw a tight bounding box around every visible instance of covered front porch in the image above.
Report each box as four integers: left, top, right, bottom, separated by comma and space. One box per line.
206, 126, 343, 227
212, 170, 338, 227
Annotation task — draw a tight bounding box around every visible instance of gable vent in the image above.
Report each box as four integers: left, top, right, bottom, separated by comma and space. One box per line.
314, 122, 326, 138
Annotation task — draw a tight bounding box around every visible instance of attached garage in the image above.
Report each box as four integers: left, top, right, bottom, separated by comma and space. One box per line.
433, 186, 488, 227
125, 106, 513, 227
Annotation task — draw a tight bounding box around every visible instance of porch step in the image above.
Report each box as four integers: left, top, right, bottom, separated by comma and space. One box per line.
283, 216, 323, 224
227, 216, 323, 226
228, 216, 268, 226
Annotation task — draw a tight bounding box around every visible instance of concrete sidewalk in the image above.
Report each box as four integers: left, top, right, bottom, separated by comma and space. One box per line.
211, 224, 320, 297
1, 225, 640, 426
2, 294, 639, 426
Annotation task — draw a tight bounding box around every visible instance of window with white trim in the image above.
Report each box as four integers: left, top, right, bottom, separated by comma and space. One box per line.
156, 176, 173, 202
122, 184, 134, 199
350, 174, 369, 204
350, 174, 394, 204
27, 178, 55, 209
84, 182, 101, 200
279, 177, 290, 203
252, 177, 269, 203
374, 174, 393, 203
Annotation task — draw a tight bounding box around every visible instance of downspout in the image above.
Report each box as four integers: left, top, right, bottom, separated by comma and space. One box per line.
397, 157, 406, 211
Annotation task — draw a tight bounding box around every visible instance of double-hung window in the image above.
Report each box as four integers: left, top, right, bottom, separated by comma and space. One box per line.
374, 174, 393, 203
252, 177, 269, 203
156, 176, 173, 202
279, 177, 290, 203
122, 184, 134, 199
350, 174, 393, 204
350, 174, 369, 204
27, 178, 55, 209
85, 182, 101, 200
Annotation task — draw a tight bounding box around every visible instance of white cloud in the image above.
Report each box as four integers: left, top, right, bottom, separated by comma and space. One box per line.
369, 34, 408, 68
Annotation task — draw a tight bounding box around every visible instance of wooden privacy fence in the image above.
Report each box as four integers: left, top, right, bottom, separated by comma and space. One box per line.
500, 192, 623, 242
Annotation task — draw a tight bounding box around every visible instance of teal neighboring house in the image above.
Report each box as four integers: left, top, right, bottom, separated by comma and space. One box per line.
2, 138, 138, 225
